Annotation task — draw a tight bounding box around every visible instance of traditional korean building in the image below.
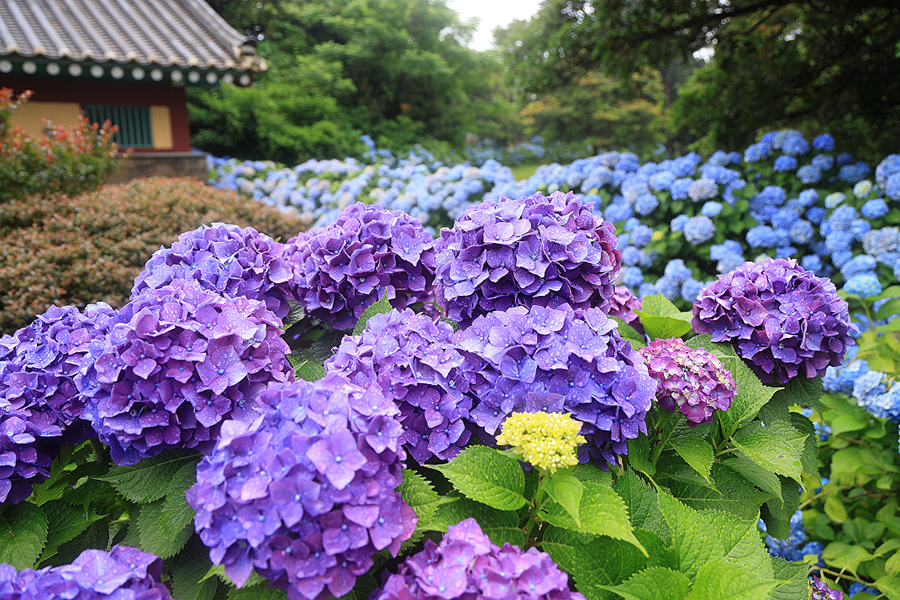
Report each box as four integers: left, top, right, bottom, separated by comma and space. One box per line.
0, 0, 265, 180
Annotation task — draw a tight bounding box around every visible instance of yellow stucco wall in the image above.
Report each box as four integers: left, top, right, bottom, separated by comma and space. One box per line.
150, 105, 173, 150
7, 101, 82, 136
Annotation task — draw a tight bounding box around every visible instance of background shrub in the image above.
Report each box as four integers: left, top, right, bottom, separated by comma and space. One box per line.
0, 177, 308, 334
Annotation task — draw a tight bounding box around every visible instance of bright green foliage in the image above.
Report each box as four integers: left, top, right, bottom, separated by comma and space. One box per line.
0, 502, 48, 569
429, 446, 527, 510
424, 496, 525, 548
605, 567, 691, 600
172, 547, 220, 600
99, 451, 201, 504
352, 291, 393, 336
633, 295, 693, 340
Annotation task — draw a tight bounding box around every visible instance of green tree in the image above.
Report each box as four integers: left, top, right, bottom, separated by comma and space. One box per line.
502, 0, 900, 160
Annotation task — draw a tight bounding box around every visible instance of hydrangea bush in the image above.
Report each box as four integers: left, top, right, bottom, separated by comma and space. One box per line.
10, 130, 900, 599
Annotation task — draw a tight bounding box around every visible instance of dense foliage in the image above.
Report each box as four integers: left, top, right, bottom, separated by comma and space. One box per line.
0, 177, 308, 334
0, 89, 122, 202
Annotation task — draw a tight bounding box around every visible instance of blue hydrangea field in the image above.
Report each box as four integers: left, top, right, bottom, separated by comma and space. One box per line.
2, 129, 900, 600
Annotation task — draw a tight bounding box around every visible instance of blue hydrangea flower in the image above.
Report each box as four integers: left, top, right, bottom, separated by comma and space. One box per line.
710, 240, 742, 261
813, 134, 835, 151
886, 173, 900, 201
622, 266, 644, 288
790, 220, 814, 245
325, 309, 472, 463
862, 227, 900, 257
456, 305, 656, 468
670, 215, 689, 232
683, 216, 715, 245
188, 375, 415, 599
861, 199, 889, 219
701, 201, 722, 217
797, 165, 822, 184
773, 156, 798, 172
687, 178, 718, 201
621, 246, 642, 266
670, 178, 693, 200
630, 225, 653, 248
747, 226, 776, 248
79, 279, 293, 465
844, 273, 882, 297
812, 154, 835, 171
634, 194, 659, 215
434, 192, 621, 327
603, 201, 633, 223
841, 255, 877, 279
801, 255, 823, 274
744, 143, 771, 162
849, 583, 881, 597
807, 207, 827, 224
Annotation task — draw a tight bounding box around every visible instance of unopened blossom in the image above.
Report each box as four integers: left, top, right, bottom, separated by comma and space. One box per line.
692, 258, 855, 384
433, 192, 621, 327
496, 411, 585, 473
639, 338, 736, 425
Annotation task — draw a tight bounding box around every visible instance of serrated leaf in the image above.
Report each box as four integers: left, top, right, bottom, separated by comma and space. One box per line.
669, 463, 773, 520
614, 471, 669, 544
611, 317, 646, 349
657, 491, 723, 580
294, 359, 326, 382
429, 446, 526, 510
228, 586, 288, 599
543, 473, 584, 528
634, 315, 693, 340
160, 458, 201, 536
0, 502, 48, 569
769, 557, 810, 600
874, 575, 900, 600
353, 291, 392, 336
204, 562, 265, 588
543, 526, 648, 600
777, 375, 824, 411
626, 434, 655, 477
53, 519, 108, 566
686, 335, 776, 435
425, 496, 524, 547
602, 567, 691, 600
30, 444, 96, 506
703, 510, 773, 580
39, 499, 103, 565
398, 469, 444, 529
668, 437, 713, 485
789, 413, 820, 480
638, 295, 684, 318
541, 480, 646, 555
721, 457, 783, 502
283, 301, 305, 327
173, 548, 219, 600
135, 500, 193, 559
732, 421, 807, 482
100, 450, 200, 504
685, 559, 778, 600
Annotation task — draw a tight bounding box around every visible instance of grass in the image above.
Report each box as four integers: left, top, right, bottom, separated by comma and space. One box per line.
509, 162, 546, 181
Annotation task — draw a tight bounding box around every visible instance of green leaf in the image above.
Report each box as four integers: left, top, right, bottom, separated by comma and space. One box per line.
614, 471, 668, 543
685, 559, 778, 600
669, 464, 773, 520
543, 526, 648, 600
135, 500, 193, 559
635, 315, 692, 340
637, 295, 687, 318
53, 519, 109, 565
611, 317, 646, 349
602, 567, 691, 600
39, 500, 103, 565
668, 437, 713, 485
283, 301, 305, 327
353, 291, 392, 336
425, 496, 524, 548
0, 502, 48, 569
704, 511, 773, 580
398, 469, 444, 532
769, 557, 810, 600
160, 458, 201, 537
874, 575, 900, 600
429, 446, 526, 511
721, 457, 783, 502
731, 421, 807, 482
227, 586, 288, 600
543, 473, 584, 527
173, 548, 219, 600
657, 491, 723, 580
876, 299, 900, 321
204, 563, 265, 588
686, 335, 777, 434
293, 358, 326, 382
830, 412, 870, 435
776, 375, 824, 411
100, 450, 201, 504
541, 480, 646, 555
823, 542, 872, 575
760, 477, 799, 540
824, 495, 849, 523
626, 434, 655, 477
30, 444, 96, 506
790, 413, 820, 480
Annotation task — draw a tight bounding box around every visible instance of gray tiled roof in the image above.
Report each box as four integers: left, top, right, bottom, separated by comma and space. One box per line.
0, 0, 265, 72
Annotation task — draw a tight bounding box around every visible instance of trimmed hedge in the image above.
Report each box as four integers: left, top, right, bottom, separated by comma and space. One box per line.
0, 177, 308, 333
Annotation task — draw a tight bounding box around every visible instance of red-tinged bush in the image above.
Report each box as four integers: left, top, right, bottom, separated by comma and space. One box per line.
0, 88, 123, 201
0, 177, 309, 333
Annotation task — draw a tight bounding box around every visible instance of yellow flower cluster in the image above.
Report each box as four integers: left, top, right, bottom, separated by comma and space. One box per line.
496, 411, 585, 473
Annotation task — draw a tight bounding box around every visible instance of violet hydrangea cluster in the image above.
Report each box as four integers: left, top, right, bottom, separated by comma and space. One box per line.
809, 576, 844, 600
78, 278, 293, 465
638, 338, 736, 425
324, 309, 472, 463
457, 304, 656, 467
433, 191, 621, 327
0, 545, 172, 599
187, 375, 415, 600
0, 303, 119, 503
692, 258, 855, 384
372, 518, 585, 600
132, 223, 296, 320
285, 203, 436, 330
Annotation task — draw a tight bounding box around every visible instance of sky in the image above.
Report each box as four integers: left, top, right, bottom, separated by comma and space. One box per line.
447, 0, 543, 51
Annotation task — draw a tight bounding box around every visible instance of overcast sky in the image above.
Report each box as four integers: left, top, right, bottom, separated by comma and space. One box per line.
447, 0, 543, 51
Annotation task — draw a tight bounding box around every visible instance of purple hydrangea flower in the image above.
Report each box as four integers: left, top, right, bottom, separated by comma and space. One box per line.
608, 286, 644, 334
78, 279, 293, 465
325, 309, 472, 463
0, 545, 172, 599
188, 375, 415, 600
434, 192, 621, 327
456, 305, 656, 468
372, 518, 585, 600
0, 304, 120, 503
639, 338, 736, 425
692, 258, 855, 384
810, 576, 844, 600
285, 203, 436, 330
132, 223, 297, 319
